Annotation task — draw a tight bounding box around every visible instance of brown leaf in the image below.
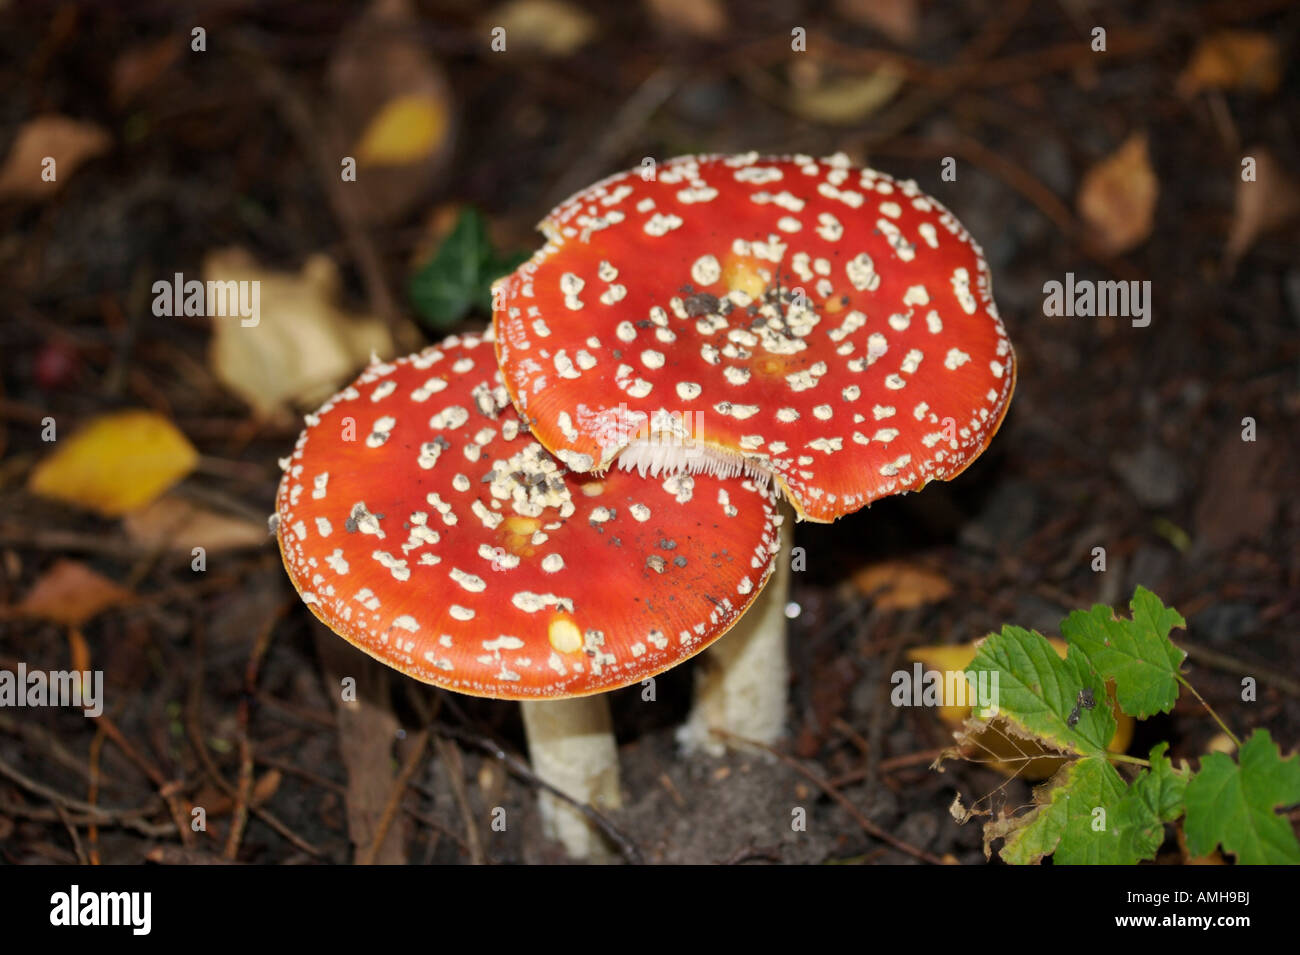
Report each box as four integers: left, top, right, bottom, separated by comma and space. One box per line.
329, 0, 455, 226
643, 0, 727, 39
0, 115, 110, 201
111, 37, 182, 107
1225, 149, 1300, 269
1177, 31, 1281, 97
123, 495, 268, 553
1077, 132, 1158, 256
1193, 434, 1281, 554
852, 560, 952, 609
15, 559, 132, 627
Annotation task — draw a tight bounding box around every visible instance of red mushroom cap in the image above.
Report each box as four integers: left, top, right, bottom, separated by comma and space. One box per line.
274, 332, 782, 700
493, 153, 1015, 523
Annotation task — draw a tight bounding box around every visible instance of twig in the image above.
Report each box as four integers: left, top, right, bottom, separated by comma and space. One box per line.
432, 734, 486, 866
358, 730, 430, 866
711, 729, 948, 865
225, 599, 292, 861
186, 618, 327, 859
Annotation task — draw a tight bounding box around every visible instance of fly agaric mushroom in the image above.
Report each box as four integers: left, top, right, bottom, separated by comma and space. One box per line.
274, 330, 782, 857
493, 153, 1015, 752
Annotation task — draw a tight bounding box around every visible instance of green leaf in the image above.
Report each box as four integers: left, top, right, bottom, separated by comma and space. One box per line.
966, 625, 1115, 758
1061, 586, 1187, 718
998, 756, 1132, 864
408, 208, 528, 332
1184, 729, 1300, 864
1115, 743, 1189, 862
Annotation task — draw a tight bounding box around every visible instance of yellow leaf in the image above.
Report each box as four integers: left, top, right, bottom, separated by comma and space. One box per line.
1177, 31, 1280, 97
28, 410, 197, 517
354, 94, 449, 167
908, 637, 1134, 779
853, 560, 952, 610
1077, 132, 1158, 256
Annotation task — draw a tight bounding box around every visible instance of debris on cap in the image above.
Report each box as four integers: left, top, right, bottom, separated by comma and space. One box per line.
274, 331, 783, 700
493, 153, 1015, 522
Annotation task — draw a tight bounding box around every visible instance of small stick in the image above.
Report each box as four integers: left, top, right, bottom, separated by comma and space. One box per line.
358, 730, 430, 866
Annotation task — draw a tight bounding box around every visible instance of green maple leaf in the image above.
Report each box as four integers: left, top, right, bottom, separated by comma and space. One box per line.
1184, 729, 1300, 864
966, 624, 1115, 758
1061, 586, 1187, 718
408, 207, 528, 332
996, 756, 1129, 864
1115, 743, 1189, 862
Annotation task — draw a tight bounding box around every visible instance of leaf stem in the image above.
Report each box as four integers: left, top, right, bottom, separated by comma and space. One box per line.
1106, 753, 1150, 767
1177, 675, 1241, 749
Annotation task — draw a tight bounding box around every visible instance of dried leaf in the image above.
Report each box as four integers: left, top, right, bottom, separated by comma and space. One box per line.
1225, 149, 1300, 269
1177, 31, 1281, 97
329, 0, 455, 225
487, 0, 597, 57
0, 115, 111, 200
111, 37, 182, 107
643, 0, 727, 39
787, 65, 905, 126
853, 560, 952, 609
354, 94, 450, 167
28, 410, 198, 517
204, 249, 393, 417
15, 559, 132, 627
1077, 132, 1158, 256
123, 495, 267, 553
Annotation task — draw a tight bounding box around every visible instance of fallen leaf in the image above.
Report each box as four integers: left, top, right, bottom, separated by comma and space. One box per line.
354, 94, 450, 167
487, 0, 596, 57
834, 0, 920, 46
1193, 434, 1281, 553
204, 248, 394, 417
787, 63, 905, 126
852, 560, 952, 609
1177, 31, 1281, 97
1077, 132, 1158, 256
28, 410, 198, 517
123, 495, 267, 553
329, 0, 455, 226
111, 36, 182, 107
1225, 149, 1300, 269
15, 560, 132, 627
0, 115, 111, 201
643, 0, 727, 39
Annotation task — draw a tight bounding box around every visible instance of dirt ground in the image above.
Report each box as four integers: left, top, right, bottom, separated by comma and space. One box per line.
1, 0, 1297, 865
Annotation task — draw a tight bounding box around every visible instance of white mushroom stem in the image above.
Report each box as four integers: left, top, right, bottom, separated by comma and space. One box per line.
519, 696, 621, 860
678, 502, 794, 756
